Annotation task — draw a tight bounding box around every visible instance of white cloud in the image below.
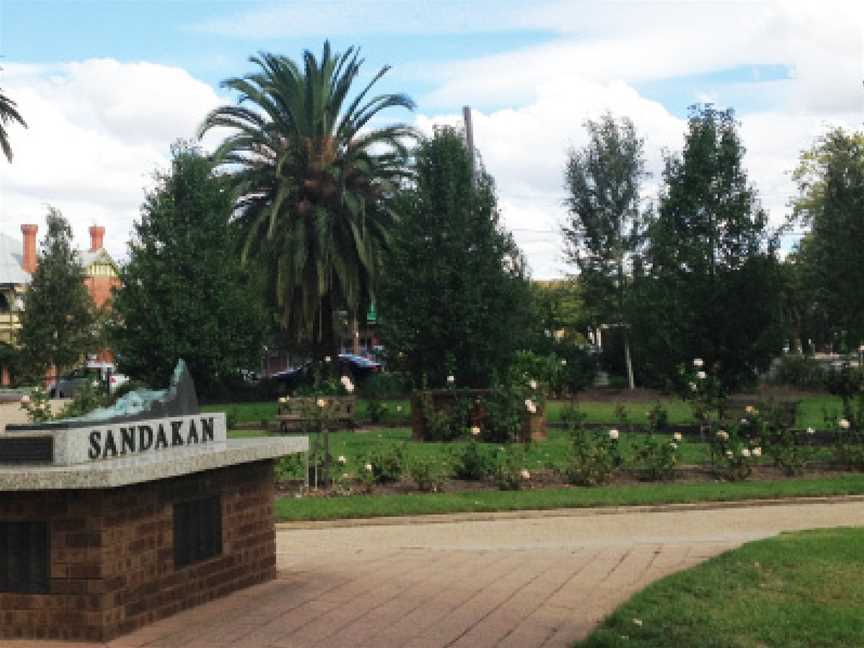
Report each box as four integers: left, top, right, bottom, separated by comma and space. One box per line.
0, 60, 223, 260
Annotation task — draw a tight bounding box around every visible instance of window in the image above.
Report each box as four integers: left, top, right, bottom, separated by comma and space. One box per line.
0, 521, 50, 593
173, 496, 222, 568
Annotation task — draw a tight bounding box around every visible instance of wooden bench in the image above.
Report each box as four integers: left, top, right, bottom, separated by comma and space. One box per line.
275, 396, 357, 433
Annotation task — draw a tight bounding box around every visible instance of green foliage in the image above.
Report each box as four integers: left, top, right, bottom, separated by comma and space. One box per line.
450, 439, 495, 481
482, 382, 528, 444
563, 113, 647, 388
678, 358, 728, 432
199, 42, 415, 360
0, 69, 27, 163
827, 383, 864, 470
406, 454, 450, 492
632, 404, 682, 481
17, 207, 96, 379
363, 443, 404, 484
707, 426, 760, 481
634, 105, 784, 390
769, 354, 828, 390
493, 444, 530, 490
561, 410, 623, 486
510, 348, 596, 398
19, 387, 53, 423
59, 380, 109, 418
418, 391, 471, 442
379, 126, 534, 388
110, 142, 266, 397
790, 127, 864, 349
748, 403, 815, 476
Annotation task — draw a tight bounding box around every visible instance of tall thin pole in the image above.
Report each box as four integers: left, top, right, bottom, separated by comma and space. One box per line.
463, 105, 475, 180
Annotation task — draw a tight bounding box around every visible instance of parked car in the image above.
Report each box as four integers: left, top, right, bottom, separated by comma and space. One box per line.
272, 354, 382, 391
49, 362, 128, 398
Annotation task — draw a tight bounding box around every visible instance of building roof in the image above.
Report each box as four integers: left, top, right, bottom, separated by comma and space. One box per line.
80, 247, 117, 270
0, 233, 29, 287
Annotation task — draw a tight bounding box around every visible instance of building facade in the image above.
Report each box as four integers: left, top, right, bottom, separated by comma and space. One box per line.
0, 223, 120, 385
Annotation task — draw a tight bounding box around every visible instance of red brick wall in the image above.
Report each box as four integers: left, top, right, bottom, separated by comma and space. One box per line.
83, 275, 121, 309
0, 460, 276, 641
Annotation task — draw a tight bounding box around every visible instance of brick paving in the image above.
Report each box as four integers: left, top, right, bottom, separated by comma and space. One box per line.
7, 498, 864, 648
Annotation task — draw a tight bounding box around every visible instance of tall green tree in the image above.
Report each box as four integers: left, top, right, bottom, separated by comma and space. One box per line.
18, 208, 96, 380
0, 68, 27, 163
563, 113, 647, 389
378, 127, 533, 388
638, 105, 783, 389
110, 142, 267, 394
198, 42, 415, 361
789, 127, 864, 351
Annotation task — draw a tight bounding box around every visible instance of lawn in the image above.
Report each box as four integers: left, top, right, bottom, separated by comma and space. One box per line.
274, 475, 864, 522
576, 526, 864, 647
205, 392, 845, 430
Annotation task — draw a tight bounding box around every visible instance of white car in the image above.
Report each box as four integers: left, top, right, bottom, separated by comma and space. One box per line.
49, 362, 128, 398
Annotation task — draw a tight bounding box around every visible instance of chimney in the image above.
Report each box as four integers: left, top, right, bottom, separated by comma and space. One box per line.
21, 224, 37, 274
89, 225, 105, 251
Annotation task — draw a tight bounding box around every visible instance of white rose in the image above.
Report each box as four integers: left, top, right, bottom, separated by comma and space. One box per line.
337, 455, 347, 465
741, 448, 751, 458
524, 399, 537, 414
520, 469, 531, 480
696, 371, 707, 380
693, 358, 704, 368
396, 405, 402, 412
725, 450, 734, 458
608, 429, 619, 441
716, 430, 729, 441
669, 442, 678, 450
364, 463, 373, 472
20, 394, 31, 405
560, 359, 567, 366
839, 419, 851, 429
344, 382, 355, 393
446, 375, 455, 385
278, 396, 287, 404
529, 379, 538, 390
740, 418, 749, 425
673, 432, 683, 442
324, 355, 332, 363
689, 382, 697, 392
806, 427, 816, 435
316, 398, 326, 408
470, 426, 481, 437
745, 405, 755, 414
752, 447, 762, 457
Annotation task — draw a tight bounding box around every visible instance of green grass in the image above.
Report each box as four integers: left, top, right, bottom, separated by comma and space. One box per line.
206, 393, 844, 430
576, 526, 864, 648
274, 474, 864, 522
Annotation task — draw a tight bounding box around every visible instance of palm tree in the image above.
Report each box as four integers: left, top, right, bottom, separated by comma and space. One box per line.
198, 42, 415, 360
0, 68, 28, 163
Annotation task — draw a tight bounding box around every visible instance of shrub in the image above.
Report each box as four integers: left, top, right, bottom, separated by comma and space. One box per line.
450, 438, 495, 480
365, 399, 388, 424
561, 409, 623, 486
493, 444, 531, 490
60, 381, 110, 418
629, 403, 682, 481
749, 402, 815, 475
19, 387, 53, 423
363, 443, 404, 483
707, 427, 760, 481
482, 383, 525, 443
407, 455, 450, 492
420, 392, 471, 442
360, 372, 410, 399
769, 354, 826, 390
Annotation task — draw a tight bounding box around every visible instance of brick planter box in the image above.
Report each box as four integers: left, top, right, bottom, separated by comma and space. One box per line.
0, 460, 276, 642
410, 389, 546, 442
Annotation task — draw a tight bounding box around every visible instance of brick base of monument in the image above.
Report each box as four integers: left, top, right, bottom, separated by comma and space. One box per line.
0, 460, 276, 642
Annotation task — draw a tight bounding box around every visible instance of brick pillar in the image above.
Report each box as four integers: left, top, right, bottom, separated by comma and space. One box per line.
1, 366, 9, 386
89, 225, 105, 251
21, 224, 37, 274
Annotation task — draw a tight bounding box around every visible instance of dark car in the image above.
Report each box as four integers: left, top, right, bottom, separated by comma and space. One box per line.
272, 354, 382, 390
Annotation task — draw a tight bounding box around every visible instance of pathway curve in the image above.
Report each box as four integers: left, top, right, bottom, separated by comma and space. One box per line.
9, 498, 864, 648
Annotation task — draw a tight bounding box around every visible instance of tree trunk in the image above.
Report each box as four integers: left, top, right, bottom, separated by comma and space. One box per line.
624, 329, 635, 390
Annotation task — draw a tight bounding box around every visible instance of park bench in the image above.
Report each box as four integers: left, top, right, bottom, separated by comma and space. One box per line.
275, 396, 356, 433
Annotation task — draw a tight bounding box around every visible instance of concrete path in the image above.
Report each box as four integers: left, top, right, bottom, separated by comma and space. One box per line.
10, 498, 864, 648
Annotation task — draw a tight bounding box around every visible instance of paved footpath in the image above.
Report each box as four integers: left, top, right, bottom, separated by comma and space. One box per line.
10, 498, 864, 648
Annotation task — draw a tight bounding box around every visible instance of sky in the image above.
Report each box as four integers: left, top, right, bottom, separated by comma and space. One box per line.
0, 0, 862, 278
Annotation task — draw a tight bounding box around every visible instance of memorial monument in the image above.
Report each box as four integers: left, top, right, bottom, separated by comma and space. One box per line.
0, 361, 307, 641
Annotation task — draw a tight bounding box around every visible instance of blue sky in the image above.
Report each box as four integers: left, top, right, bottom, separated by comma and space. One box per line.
1, 0, 861, 277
